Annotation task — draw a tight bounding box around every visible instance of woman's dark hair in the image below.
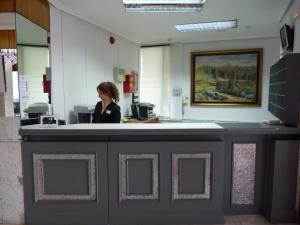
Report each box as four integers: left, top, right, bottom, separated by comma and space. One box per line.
97, 81, 120, 103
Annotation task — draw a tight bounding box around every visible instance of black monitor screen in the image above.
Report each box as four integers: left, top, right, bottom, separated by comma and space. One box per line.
280, 24, 294, 51
280, 25, 288, 50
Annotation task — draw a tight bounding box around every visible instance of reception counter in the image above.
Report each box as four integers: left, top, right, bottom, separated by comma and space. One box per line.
20, 123, 300, 225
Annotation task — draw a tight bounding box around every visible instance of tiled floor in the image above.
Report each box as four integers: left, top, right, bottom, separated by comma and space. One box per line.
224, 215, 298, 225
0, 215, 298, 225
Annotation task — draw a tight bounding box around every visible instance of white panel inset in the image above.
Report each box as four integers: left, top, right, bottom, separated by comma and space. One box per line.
172, 153, 211, 200
119, 153, 159, 201
33, 154, 96, 201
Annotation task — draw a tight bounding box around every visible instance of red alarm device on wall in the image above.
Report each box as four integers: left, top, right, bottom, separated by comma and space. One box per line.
43, 74, 51, 93
123, 74, 135, 93
109, 36, 115, 45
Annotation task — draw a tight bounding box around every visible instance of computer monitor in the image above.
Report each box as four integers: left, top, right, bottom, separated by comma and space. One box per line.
280, 24, 294, 51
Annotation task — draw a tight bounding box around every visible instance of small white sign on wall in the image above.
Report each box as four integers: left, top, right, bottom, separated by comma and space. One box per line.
19, 75, 29, 101
0, 55, 6, 93
113, 67, 126, 83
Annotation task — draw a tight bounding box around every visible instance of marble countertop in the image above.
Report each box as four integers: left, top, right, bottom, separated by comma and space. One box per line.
21, 122, 223, 130
19, 122, 300, 137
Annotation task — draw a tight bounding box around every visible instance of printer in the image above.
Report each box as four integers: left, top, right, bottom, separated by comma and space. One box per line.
131, 102, 155, 120
74, 104, 95, 123
23, 102, 50, 118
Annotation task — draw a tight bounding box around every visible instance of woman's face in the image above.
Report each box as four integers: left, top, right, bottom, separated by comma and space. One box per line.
98, 89, 111, 102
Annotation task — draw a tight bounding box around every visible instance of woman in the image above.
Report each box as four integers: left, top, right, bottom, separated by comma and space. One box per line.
92, 81, 121, 123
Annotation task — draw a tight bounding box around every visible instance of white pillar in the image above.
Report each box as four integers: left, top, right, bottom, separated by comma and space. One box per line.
293, 14, 300, 53
293, 0, 300, 53
0, 63, 14, 117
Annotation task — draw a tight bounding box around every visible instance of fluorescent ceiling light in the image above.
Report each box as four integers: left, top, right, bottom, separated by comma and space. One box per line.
125, 5, 203, 12
123, 0, 206, 12
123, 0, 206, 3
175, 20, 237, 32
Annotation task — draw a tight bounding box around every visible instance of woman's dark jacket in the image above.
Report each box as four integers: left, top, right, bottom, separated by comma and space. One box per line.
92, 101, 121, 123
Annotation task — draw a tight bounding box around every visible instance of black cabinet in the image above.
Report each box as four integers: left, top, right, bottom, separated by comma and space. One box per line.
263, 139, 299, 222
268, 53, 300, 126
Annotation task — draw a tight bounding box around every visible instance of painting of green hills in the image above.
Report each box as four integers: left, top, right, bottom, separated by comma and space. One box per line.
191, 49, 262, 106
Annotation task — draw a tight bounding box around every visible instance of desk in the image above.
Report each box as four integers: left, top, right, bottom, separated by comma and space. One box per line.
20, 123, 300, 225
122, 116, 159, 123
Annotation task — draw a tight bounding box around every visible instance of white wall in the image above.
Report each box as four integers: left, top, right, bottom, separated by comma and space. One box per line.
170, 38, 280, 122
18, 46, 49, 117
50, 6, 139, 124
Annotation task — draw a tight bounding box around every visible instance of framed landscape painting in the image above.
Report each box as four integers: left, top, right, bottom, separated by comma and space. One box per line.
191, 48, 263, 106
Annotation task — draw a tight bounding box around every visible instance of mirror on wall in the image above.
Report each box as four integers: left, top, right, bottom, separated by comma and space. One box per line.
15, 13, 51, 122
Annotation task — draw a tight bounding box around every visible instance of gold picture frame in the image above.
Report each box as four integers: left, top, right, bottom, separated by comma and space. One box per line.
191, 48, 263, 106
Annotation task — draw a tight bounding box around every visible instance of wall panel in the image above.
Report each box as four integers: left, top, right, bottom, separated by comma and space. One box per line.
15, 0, 50, 31
0, 0, 15, 12
61, 13, 86, 123
8, 30, 16, 48
0, 30, 10, 48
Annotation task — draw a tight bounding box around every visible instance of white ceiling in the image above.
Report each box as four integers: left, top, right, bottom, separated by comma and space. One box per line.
49, 0, 292, 45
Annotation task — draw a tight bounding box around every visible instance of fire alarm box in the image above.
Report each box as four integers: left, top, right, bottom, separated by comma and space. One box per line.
123, 74, 135, 93
43, 74, 51, 93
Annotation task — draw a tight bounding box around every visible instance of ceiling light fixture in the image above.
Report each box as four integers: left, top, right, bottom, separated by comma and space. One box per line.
123, 0, 206, 3
175, 20, 238, 32
123, 0, 206, 12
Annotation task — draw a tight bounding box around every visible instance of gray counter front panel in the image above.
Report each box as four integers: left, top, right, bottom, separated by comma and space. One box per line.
119, 153, 159, 201
22, 142, 108, 225
20, 131, 300, 225
33, 153, 96, 201
172, 153, 211, 200
108, 141, 225, 225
